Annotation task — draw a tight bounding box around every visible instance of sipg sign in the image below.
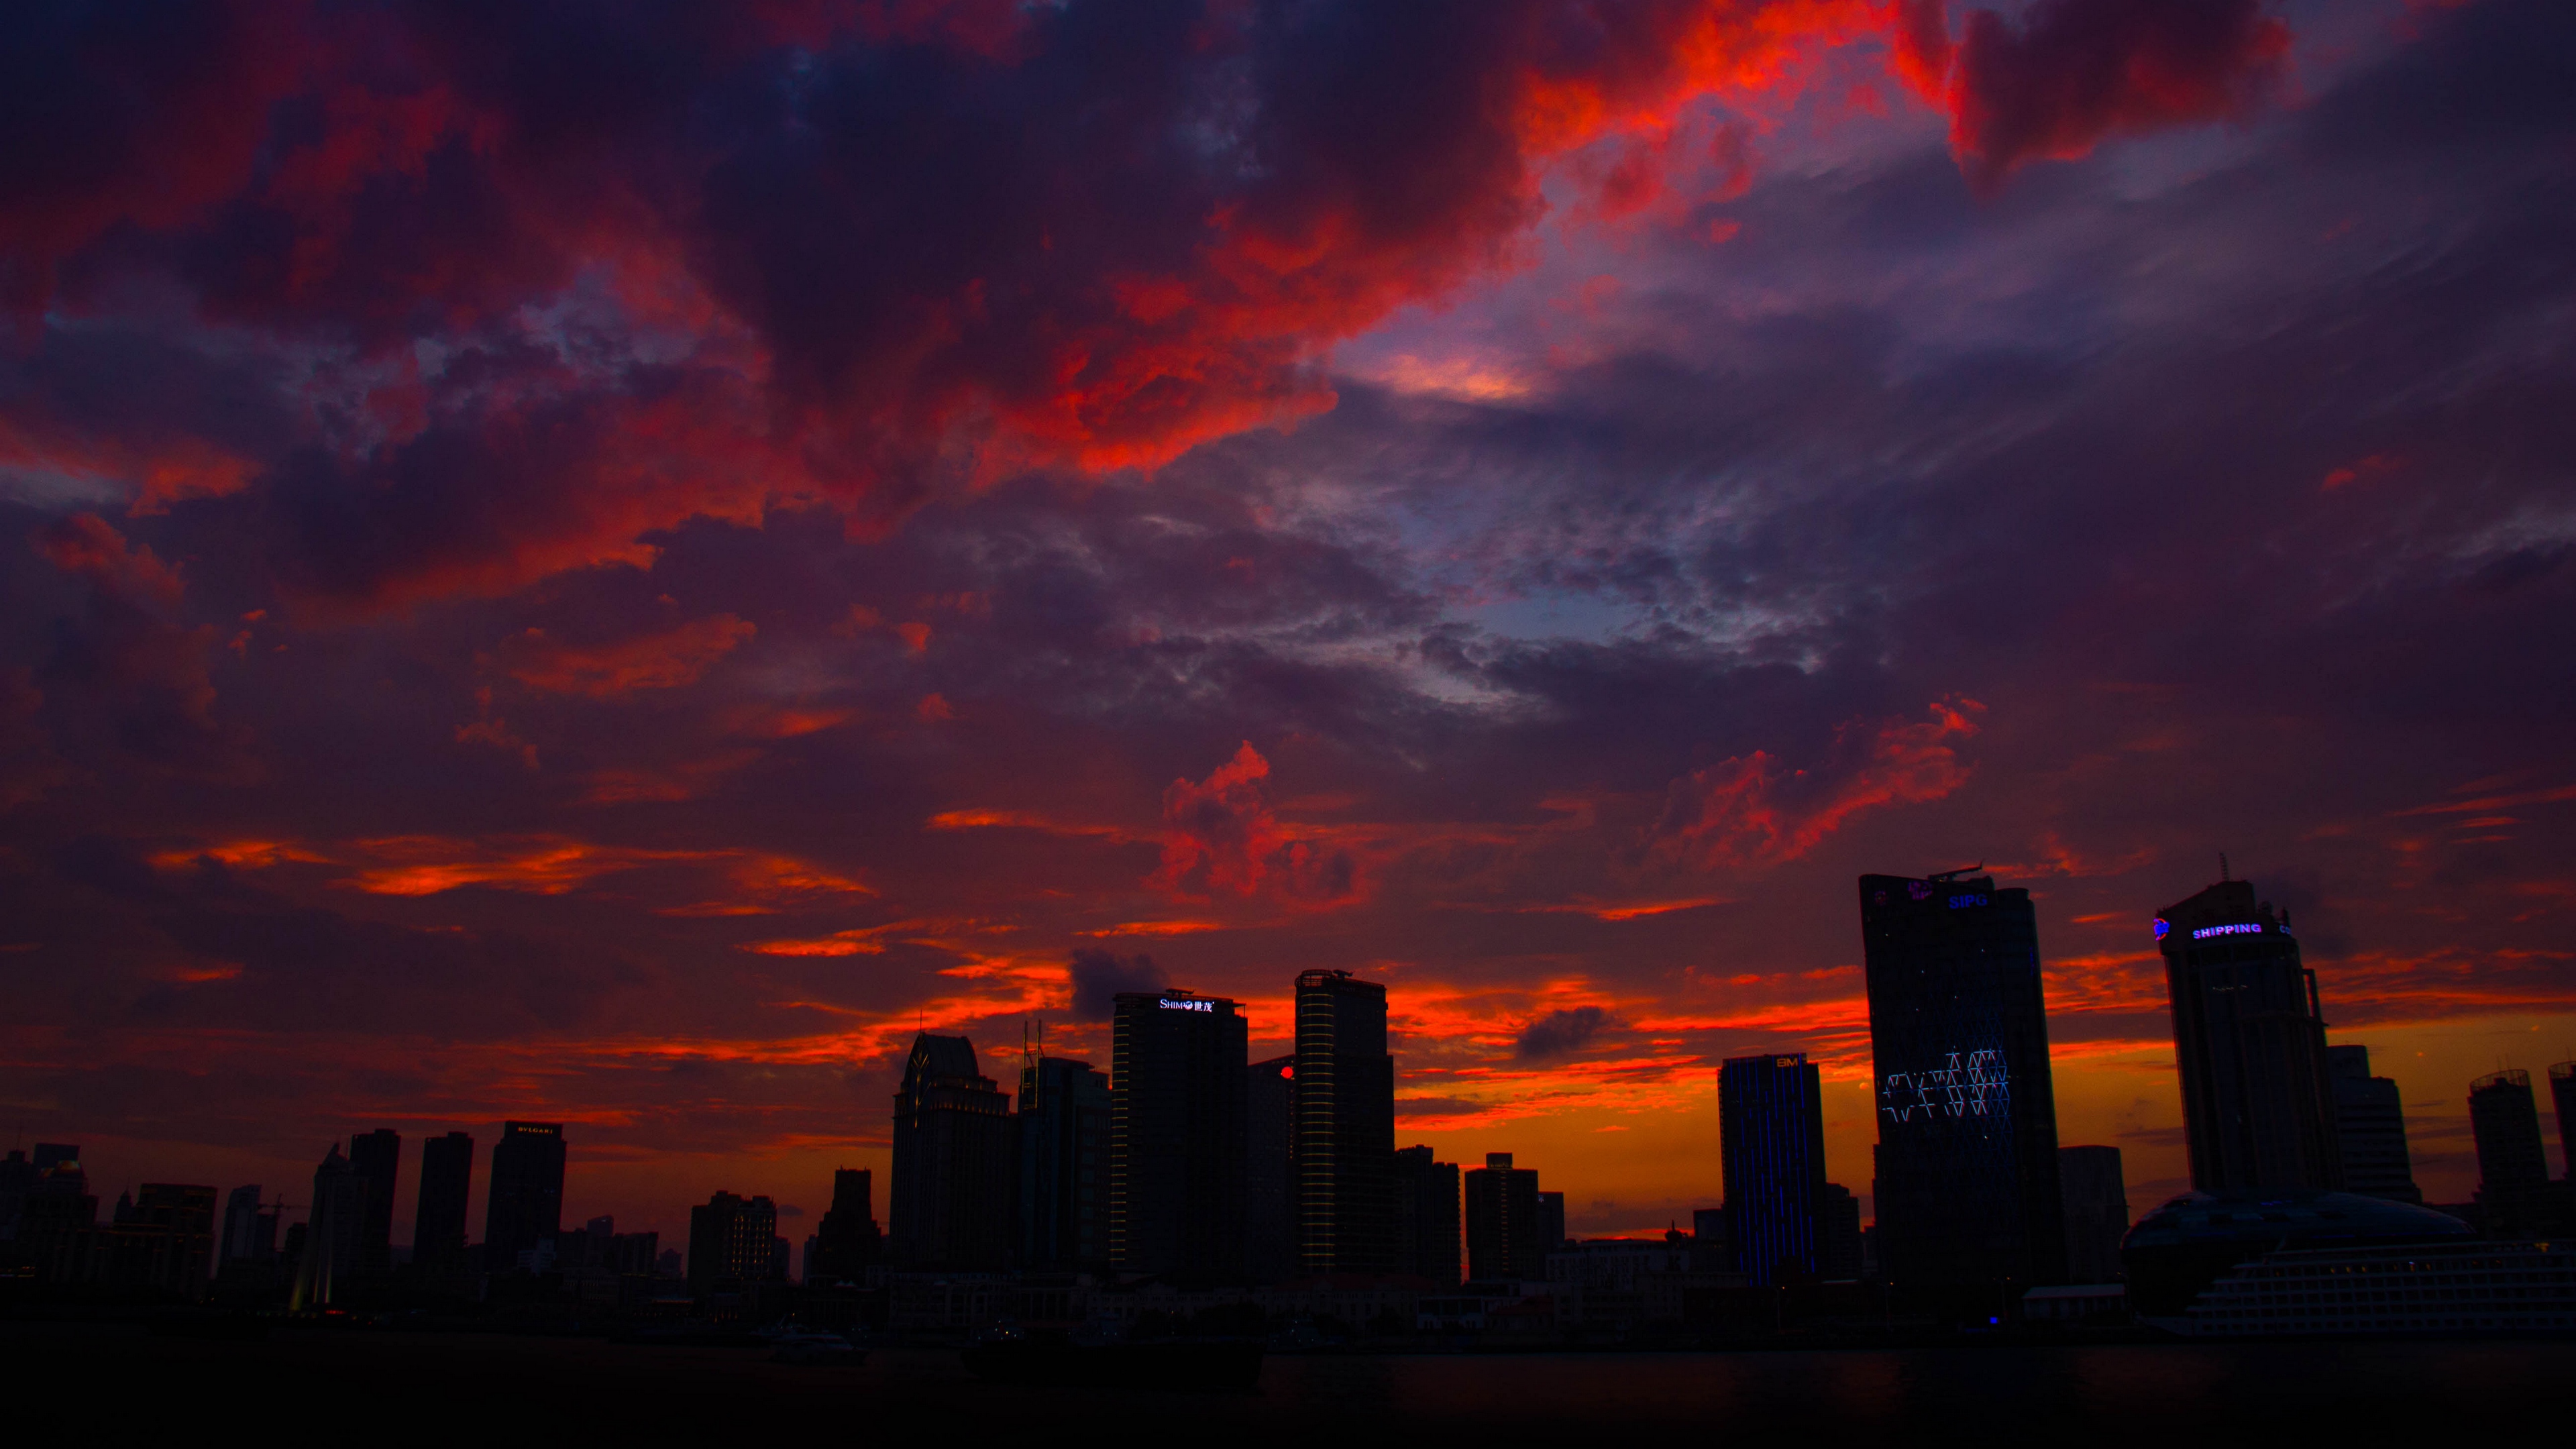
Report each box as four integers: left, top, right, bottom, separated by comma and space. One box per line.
1159, 998, 1215, 1013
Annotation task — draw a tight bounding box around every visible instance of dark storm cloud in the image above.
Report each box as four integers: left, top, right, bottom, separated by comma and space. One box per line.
1069, 948, 1167, 1020
1517, 1006, 1611, 1060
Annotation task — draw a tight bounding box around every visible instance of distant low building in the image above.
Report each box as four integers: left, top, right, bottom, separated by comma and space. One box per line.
2059, 1145, 2129, 1282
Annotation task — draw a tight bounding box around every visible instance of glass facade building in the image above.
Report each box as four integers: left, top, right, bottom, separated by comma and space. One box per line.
1018, 1054, 1110, 1273
889, 1033, 1017, 1271
2327, 1046, 2420, 1203
1860, 871, 2067, 1287
1293, 970, 1395, 1275
2157, 879, 2341, 1192
1110, 989, 1248, 1280
483, 1120, 566, 1273
1719, 1053, 1827, 1286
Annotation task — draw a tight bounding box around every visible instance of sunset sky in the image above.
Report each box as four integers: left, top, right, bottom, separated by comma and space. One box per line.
4, 0, 2572, 1249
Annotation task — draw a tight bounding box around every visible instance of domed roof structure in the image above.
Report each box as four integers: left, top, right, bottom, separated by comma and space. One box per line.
2122, 1190, 2473, 1315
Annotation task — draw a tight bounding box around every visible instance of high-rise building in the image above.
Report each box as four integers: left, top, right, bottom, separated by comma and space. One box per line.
1821, 1183, 1864, 1280
808, 1169, 883, 1283
2551, 1062, 2575, 1183
2155, 879, 2341, 1192
1294, 970, 1395, 1275
1246, 1054, 1295, 1283
1537, 1191, 1565, 1254
1690, 1205, 1731, 1275
347, 1128, 400, 1279
484, 1121, 566, 1272
1111, 989, 1248, 1280
2057, 1145, 2129, 1283
415, 1131, 474, 1271
1721, 1053, 1828, 1285
220, 1184, 274, 1263
687, 1191, 782, 1293
1860, 871, 2068, 1287
1393, 1146, 1461, 1286
290, 1144, 366, 1309
889, 1033, 1017, 1271
2469, 1069, 2553, 1233
1464, 1152, 1542, 1281
1019, 1053, 1110, 1273
2327, 1046, 2420, 1203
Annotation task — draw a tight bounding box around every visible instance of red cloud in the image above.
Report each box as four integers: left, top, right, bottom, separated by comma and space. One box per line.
0, 3, 2312, 608
1152, 742, 1362, 906
1659, 698, 1985, 866
1940, 0, 2292, 188
501, 615, 756, 699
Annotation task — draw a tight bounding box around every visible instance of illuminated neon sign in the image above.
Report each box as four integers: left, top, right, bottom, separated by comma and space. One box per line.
1948, 893, 1989, 909
1158, 998, 1215, 1013
1881, 1049, 2012, 1124
2153, 917, 2169, 941
2190, 922, 2263, 941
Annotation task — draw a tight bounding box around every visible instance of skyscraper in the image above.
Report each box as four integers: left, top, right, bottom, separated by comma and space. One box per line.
686, 1191, 782, 1293
1860, 871, 2068, 1287
2469, 1069, 2551, 1233
2057, 1145, 2129, 1283
2552, 1062, 2575, 1185
1246, 1054, 1295, 1283
1111, 989, 1248, 1280
889, 1032, 1017, 1271
290, 1144, 366, 1309
484, 1121, 566, 1272
1464, 1152, 1542, 1281
808, 1169, 883, 1283
347, 1128, 400, 1279
415, 1130, 474, 1271
1019, 1052, 1110, 1273
1537, 1191, 1564, 1254
220, 1184, 274, 1264
1393, 1145, 1461, 1286
1293, 969, 1395, 1275
2156, 878, 2341, 1192
1720, 1053, 1827, 1286
2327, 1046, 2421, 1203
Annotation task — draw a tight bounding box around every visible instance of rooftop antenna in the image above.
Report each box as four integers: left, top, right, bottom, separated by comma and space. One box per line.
2219, 851, 2231, 882
1926, 862, 1984, 883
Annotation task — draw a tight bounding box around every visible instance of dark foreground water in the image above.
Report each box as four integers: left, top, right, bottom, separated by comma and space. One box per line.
11, 1327, 2571, 1443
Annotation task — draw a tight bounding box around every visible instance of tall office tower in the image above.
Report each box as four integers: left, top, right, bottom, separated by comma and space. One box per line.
889, 1032, 1017, 1270
1464, 1152, 1542, 1281
415, 1131, 474, 1271
686, 1191, 782, 1293
290, 1144, 367, 1309
1111, 989, 1248, 1280
2469, 1069, 2552, 1232
1537, 1191, 1565, 1252
2057, 1146, 2129, 1283
346, 1128, 400, 1278
1393, 1146, 1462, 1285
220, 1184, 274, 1263
1861, 871, 2068, 1287
1293, 970, 1396, 1275
2155, 878, 2341, 1192
1719, 1053, 1828, 1285
808, 1169, 884, 1283
1820, 1183, 1864, 1279
484, 1121, 566, 1271
2553, 1063, 2575, 1183
1246, 1055, 1295, 1283
1019, 1053, 1110, 1273
2326, 1046, 2421, 1203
